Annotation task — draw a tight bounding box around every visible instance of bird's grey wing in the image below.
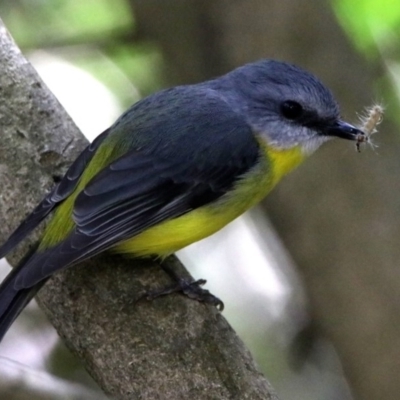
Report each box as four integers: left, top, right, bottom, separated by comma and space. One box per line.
0, 129, 110, 259
16, 100, 261, 288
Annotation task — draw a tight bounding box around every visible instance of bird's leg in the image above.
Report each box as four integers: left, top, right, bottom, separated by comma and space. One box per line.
145, 257, 224, 311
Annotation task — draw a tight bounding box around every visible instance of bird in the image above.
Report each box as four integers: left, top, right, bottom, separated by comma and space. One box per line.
0, 59, 365, 341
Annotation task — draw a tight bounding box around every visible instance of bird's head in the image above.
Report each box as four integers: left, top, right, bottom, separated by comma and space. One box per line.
217, 59, 365, 155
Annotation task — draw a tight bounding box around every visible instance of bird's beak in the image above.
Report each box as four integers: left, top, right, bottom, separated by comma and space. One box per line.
325, 120, 365, 141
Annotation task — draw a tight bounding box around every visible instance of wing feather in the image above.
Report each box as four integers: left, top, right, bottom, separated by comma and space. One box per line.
0, 129, 110, 259
14, 87, 262, 288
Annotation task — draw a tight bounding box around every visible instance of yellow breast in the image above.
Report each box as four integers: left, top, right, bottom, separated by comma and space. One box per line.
114, 142, 305, 257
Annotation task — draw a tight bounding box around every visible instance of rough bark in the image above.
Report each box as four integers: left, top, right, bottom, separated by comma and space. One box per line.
0, 19, 278, 400
131, 1, 400, 399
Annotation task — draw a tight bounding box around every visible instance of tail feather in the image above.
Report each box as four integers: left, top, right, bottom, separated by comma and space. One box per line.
0, 281, 46, 341
0, 244, 46, 342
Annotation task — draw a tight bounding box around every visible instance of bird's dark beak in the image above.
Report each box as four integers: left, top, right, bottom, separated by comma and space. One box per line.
325, 120, 365, 141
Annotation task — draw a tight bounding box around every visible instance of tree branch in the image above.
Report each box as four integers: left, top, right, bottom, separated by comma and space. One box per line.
0, 19, 278, 400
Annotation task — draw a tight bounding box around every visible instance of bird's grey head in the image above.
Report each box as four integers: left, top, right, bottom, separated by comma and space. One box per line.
214, 59, 364, 153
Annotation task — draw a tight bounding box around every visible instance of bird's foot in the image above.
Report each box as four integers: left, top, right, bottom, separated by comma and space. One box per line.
146, 278, 224, 311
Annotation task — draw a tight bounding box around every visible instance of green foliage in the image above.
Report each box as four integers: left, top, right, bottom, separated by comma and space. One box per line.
333, 0, 400, 126
1, 0, 163, 104
4, 0, 132, 46
333, 0, 400, 55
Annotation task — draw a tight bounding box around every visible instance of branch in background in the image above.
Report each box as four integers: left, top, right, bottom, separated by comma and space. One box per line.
19, 28, 143, 53
0, 357, 107, 400
0, 19, 279, 400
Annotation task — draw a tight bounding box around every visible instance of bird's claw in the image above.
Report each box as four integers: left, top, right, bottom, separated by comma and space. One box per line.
146, 278, 224, 311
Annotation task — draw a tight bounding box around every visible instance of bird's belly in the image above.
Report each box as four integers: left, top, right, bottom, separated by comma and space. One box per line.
114, 144, 304, 257
113, 204, 251, 258
114, 172, 271, 257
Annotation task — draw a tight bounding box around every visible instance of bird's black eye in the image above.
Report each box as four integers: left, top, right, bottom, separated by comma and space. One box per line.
280, 100, 303, 120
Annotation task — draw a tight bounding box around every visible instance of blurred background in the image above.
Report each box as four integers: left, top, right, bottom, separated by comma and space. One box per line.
0, 0, 399, 399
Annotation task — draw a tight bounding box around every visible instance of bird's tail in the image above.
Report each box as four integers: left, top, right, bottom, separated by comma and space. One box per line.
0, 246, 47, 342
